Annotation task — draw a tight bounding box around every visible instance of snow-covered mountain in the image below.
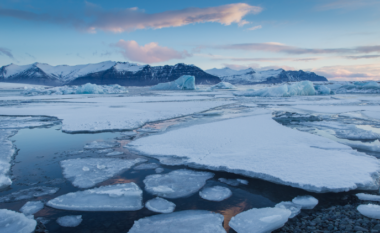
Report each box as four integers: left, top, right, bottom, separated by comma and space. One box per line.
0, 61, 220, 86
205, 67, 327, 84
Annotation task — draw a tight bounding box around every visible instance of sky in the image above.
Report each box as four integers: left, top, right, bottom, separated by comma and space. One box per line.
0, 0, 379, 80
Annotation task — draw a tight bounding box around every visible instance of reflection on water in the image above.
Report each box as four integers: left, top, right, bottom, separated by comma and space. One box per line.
219, 201, 247, 232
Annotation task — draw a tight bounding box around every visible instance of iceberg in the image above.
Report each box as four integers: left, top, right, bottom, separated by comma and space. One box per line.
151, 75, 196, 90
84, 141, 119, 149
292, 196, 318, 209
356, 193, 380, 202
357, 204, 380, 219
335, 81, 380, 94
314, 85, 334, 95
56, 215, 82, 227
229, 207, 291, 233
275, 201, 302, 218
0, 209, 37, 233
199, 186, 232, 201
0, 186, 59, 203
143, 169, 214, 198
145, 197, 176, 213
20, 201, 44, 215
47, 183, 143, 211
133, 163, 159, 170
128, 210, 226, 233
234, 81, 316, 97
60, 158, 146, 188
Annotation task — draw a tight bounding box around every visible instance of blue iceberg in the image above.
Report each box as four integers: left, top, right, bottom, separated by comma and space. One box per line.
151, 75, 196, 90
234, 81, 316, 97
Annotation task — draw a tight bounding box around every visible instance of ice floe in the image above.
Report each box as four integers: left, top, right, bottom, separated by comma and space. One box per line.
151, 75, 196, 90
0, 129, 16, 188
292, 196, 318, 209
218, 178, 240, 186
20, 201, 44, 215
357, 204, 380, 219
96, 149, 114, 154
275, 201, 302, 218
199, 186, 232, 201
133, 163, 159, 170
356, 193, 380, 202
145, 197, 176, 213
47, 183, 143, 211
84, 141, 119, 149
0, 186, 59, 203
234, 81, 316, 97
106, 151, 124, 156
155, 168, 164, 173
0, 209, 37, 233
143, 169, 214, 198
61, 158, 146, 188
56, 215, 83, 227
229, 207, 291, 233
128, 210, 226, 233
128, 113, 380, 192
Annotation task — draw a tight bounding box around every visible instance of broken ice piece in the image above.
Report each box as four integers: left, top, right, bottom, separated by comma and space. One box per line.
56, 215, 82, 227
96, 149, 114, 154
237, 179, 248, 185
292, 195, 318, 209
84, 141, 119, 149
0, 187, 59, 203
218, 178, 240, 186
356, 193, 380, 202
20, 201, 44, 215
199, 186, 232, 202
0, 209, 37, 233
357, 204, 380, 219
275, 201, 302, 218
106, 151, 124, 156
145, 197, 176, 213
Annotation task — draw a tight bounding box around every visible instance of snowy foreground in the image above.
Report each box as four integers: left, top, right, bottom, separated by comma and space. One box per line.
1, 80, 380, 232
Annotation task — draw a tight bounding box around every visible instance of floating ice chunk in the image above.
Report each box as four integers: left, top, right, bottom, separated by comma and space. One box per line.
0, 129, 16, 189
292, 196, 318, 209
106, 151, 124, 156
357, 204, 380, 219
84, 141, 119, 149
0, 186, 59, 203
20, 201, 44, 215
234, 81, 316, 97
335, 126, 380, 140
96, 149, 114, 154
47, 183, 143, 211
128, 210, 226, 233
218, 178, 240, 186
143, 169, 214, 198
229, 207, 291, 233
61, 158, 146, 188
356, 193, 380, 202
314, 85, 333, 95
133, 163, 159, 170
56, 215, 82, 227
151, 75, 196, 90
155, 168, 164, 173
237, 179, 248, 185
145, 197, 176, 213
275, 201, 302, 218
199, 186, 232, 201
0, 209, 37, 233
209, 82, 236, 90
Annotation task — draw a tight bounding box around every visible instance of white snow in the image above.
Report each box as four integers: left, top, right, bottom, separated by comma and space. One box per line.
143, 169, 214, 198
275, 201, 302, 218
0, 186, 59, 203
205, 67, 282, 84
114, 62, 143, 73
133, 163, 159, 170
60, 158, 146, 188
56, 215, 83, 227
128, 210, 226, 233
47, 183, 143, 211
234, 81, 316, 97
0, 209, 37, 233
128, 113, 380, 192
199, 186, 232, 201
145, 197, 176, 213
356, 193, 380, 202
292, 196, 318, 209
229, 207, 291, 233
151, 75, 196, 90
19, 201, 44, 215
357, 204, 380, 219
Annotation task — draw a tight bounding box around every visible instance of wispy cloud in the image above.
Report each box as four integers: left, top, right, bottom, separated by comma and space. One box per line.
114, 40, 191, 63
0, 47, 15, 59
0, 3, 262, 33
196, 53, 322, 62
316, 0, 380, 11
344, 55, 380, 60
312, 64, 380, 81
247, 25, 262, 31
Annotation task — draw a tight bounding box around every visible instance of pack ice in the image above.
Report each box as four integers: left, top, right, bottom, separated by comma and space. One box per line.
128, 210, 226, 233
56, 215, 82, 227
20, 201, 44, 215
292, 196, 318, 209
61, 158, 146, 188
84, 141, 119, 149
234, 81, 317, 97
145, 197, 176, 213
356, 193, 380, 202
47, 183, 143, 211
229, 207, 291, 233
0, 209, 37, 233
128, 113, 380, 192
151, 75, 196, 90
199, 186, 232, 201
357, 204, 380, 219
0, 186, 59, 203
143, 169, 214, 198
275, 201, 302, 218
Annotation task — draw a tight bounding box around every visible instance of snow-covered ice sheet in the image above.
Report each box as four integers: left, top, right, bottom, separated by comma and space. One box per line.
145, 197, 176, 213
19, 201, 44, 215
357, 204, 380, 219
143, 169, 214, 198
56, 215, 82, 227
128, 113, 380, 192
229, 207, 291, 233
356, 193, 380, 202
0, 209, 37, 233
292, 196, 318, 209
151, 75, 196, 90
199, 186, 232, 201
0, 186, 59, 203
47, 183, 143, 211
275, 201, 302, 218
61, 158, 146, 188
128, 210, 226, 233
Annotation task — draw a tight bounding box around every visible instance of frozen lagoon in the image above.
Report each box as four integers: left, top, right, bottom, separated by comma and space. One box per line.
0, 82, 380, 232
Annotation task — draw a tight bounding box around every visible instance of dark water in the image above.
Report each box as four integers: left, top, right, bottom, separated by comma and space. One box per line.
0, 123, 366, 233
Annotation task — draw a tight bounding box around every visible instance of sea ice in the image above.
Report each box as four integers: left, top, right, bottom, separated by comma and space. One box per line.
357, 204, 380, 219
0, 209, 37, 233
56, 215, 83, 227
143, 169, 214, 198
356, 193, 380, 202
0, 129, 16, 188
47, 183, 143, 211
128, 113, 380, 192
229, 207, 291, 233
19, 201, 44, 215
60, 158, 146, 188
151, 75, 196, 90
128, 210, 226, 233
84, 141, 119, 149
0, 186, 59, 203
237, 179, 248, 185
145, 197, 176, 213
275, 201, 302, 218
155, 168, 164, 173
106, 151, 124, 156
157, 157, 186, 166
292, 196, 318, 209
209, 82, 236, 90
133, 163, 159, 170
335, 81, 380, 94
314, 85, 333, 95
96, 149, 114, 154
218, 178, 240, 186
199, 186, 232, 201
234, 81, 316, 97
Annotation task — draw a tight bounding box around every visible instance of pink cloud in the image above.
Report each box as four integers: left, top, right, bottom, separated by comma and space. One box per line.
312, 64, 380, 81
114, 40, 191, 63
